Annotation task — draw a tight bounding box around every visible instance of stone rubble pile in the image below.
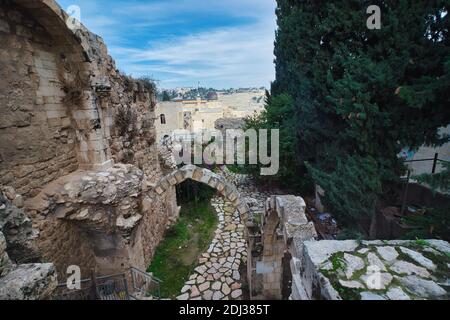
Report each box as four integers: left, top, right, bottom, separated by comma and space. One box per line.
219, 167, 271, 226
23, 163, 150, 239
0, 191, 57, 300
176, 196, 247, 300
157, 136, 178, 171
0, 187, 37, 261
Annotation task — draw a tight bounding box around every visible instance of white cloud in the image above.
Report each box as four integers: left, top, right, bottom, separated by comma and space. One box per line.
112, 19, 276, 88
57, 0, 277, 88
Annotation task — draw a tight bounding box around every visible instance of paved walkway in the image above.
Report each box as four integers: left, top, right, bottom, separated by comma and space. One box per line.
176, 196, 246, 300
175, 167, 275, 300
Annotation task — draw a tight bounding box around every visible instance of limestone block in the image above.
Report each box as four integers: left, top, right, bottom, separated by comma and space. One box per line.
0, 263, 58, 300
42, 95, 63, 105
15, 25, 32, 39
208, 177, 219, 189
174, 171, 184, 183
192, 168, 203, 181
200, 171, 211, 184
398, 276, 446, 298
46, 109, 67, 119
303, 240, 359, 266
215, 181, 225, 192
154, 186, 164, 195
237, 204, 248, 215
167, 174, 177, 186
399, 247, 436, 271
0, 19, 10, 33
72, 109, 98, 121
159, 178, 170, 191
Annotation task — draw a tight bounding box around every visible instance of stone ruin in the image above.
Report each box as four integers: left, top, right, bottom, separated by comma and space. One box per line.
257, 195, 450, 300
0, 0, 449, 300
0, 0, 178, 298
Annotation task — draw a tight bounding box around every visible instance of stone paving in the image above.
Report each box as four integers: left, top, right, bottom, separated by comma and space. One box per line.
219, 167, 272, 224
174, 167, 277, 300
300, 240, 450, 300
176, 196, 247, 300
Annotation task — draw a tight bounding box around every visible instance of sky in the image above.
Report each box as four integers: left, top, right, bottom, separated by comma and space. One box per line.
57, 0, 277, 89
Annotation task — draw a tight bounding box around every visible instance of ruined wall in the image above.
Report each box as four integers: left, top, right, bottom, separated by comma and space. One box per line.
0, 0, 177, 280
0, 190, 58, 299
0, 2, 80, 197
258, 196, 450, 300
258, 195, 317, 299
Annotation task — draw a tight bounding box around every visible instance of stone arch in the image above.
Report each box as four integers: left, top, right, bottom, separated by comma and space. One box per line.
153, 165, 250, 222
15, 0, 91, 63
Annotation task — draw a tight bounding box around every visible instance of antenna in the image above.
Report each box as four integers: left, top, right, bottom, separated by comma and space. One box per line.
197, 81, 200, 99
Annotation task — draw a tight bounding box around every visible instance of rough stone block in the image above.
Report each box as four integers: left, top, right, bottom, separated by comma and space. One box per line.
167, 174, 177, 186
0, 19, 10, 33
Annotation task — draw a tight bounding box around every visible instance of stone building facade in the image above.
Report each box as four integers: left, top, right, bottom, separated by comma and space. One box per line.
0, 0, 177, 283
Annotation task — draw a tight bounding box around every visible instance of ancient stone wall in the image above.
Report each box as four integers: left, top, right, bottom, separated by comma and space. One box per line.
0, 0, 177, 282
0, 190, 57, 300
259, 195, 450, 300
259, 195, 317, 299
0, 1, 80, 197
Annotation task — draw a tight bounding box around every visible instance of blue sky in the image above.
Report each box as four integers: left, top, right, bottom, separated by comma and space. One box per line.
57, 0, 277, 89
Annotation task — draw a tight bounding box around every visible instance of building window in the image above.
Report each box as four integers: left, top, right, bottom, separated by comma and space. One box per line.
160, 114, 166, 124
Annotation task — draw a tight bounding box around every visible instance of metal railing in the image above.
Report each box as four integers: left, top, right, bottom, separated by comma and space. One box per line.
403, 152, 449, 174
400, 153, 450, 215
130, 267, 162, 299
52, 268, 161, 300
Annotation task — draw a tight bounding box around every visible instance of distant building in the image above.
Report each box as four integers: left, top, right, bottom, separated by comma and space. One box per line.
155, 90, 265, 143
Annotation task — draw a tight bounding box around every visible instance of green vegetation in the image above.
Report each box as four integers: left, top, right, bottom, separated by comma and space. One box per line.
147, 182, 217, 298
402, 205, 450, 242
402, 162, 450, 242
138, 76, 157, 94
245, 0, 450, 234
415, 163, 450, 193
414, 239, 431, 247
321, 252, 362, 300
162, 90, 171, 101
330, 252, 345, 271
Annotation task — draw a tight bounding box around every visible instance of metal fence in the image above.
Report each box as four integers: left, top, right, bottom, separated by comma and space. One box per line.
53, 268, 161, 300
130, 267, 162, 299
400, 153, 450, 215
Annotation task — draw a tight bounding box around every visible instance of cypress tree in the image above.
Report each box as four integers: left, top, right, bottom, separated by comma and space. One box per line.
252, 0, 450, 230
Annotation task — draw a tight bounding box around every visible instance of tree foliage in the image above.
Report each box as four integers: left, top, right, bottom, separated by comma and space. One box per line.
247, 0, 450, 227
415, 162, 450, 193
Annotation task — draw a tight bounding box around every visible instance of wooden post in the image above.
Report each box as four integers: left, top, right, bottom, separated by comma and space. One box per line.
400, 170, 411, 216
89, 269, 99, 300
432, 153, 438, 174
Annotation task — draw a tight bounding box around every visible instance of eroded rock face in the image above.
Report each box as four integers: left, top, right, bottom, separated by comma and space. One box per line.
0, 229, 57, 300
24, 163, 146, 237
0, 262, 57, 300
0, 232, 12, 277
0, 188, 37, 263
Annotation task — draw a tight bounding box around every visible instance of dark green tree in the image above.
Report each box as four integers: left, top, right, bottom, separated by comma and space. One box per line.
248, 0, 450, 231
162, 90, 171, 101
